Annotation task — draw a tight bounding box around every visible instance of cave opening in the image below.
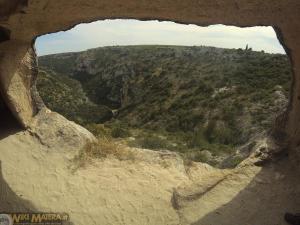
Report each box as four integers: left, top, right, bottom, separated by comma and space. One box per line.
34, 19, 292, 168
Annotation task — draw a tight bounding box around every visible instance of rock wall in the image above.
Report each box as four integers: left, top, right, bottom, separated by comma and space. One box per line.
0, 0, 300, 162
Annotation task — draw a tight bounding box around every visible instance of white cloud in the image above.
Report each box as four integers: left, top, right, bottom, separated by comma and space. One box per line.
35, 19, 285, 56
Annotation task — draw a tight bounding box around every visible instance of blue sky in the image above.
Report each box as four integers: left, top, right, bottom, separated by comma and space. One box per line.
35, 19, 285, 56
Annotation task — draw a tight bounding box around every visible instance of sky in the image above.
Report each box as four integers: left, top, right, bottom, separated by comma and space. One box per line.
35, 19, 285, 56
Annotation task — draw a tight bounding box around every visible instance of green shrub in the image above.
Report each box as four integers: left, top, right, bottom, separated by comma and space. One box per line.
85, 123, 110, 138
187, 128, 208, 148
111, 126, 131, 138
221, 155, 245, 168
183, 151, 210, 163
204, 120, 217, 143
138, 136, 168, 150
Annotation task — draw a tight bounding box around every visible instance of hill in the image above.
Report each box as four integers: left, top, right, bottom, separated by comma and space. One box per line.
37, 45, 291, 167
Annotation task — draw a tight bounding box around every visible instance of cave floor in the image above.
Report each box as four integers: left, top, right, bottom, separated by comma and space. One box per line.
0, 129, 299, 225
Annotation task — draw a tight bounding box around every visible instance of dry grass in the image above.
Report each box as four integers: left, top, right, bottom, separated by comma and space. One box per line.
73, 137, 135, 170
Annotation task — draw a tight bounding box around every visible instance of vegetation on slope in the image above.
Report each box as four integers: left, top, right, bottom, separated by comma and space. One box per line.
37, 45, 292, 167
37, 70, 113, 125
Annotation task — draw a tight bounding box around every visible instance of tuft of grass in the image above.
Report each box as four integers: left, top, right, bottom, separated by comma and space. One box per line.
85, 123, 110, 138
131, 135, 168, 150
73, 138, 135, 169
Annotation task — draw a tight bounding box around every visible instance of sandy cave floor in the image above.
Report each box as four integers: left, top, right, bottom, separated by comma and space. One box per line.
0, 130, 299, 225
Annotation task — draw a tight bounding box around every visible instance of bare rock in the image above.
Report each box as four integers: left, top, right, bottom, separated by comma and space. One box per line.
28, 108, 95, 150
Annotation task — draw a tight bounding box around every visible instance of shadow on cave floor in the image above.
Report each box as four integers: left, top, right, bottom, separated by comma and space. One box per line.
0, 160, 75, 224
177, 158, 300, 225
0, 160, 37, 212
0, 100, 23, 140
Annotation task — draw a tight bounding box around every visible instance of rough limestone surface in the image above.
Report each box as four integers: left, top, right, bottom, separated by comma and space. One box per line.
0, 1, 300, 225
0, 131, 299, 225
29, 108, 95, 150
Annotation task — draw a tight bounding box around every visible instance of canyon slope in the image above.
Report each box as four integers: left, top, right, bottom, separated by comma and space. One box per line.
38, 45, 291, 167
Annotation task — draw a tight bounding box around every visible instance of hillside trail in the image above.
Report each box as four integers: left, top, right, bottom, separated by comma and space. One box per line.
0, 129, 299, 225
